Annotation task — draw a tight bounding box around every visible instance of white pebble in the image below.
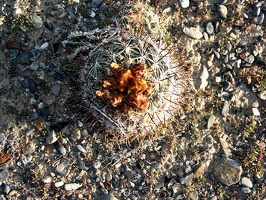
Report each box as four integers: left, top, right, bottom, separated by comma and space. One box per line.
55, 181, 64, 187
179, 0, 190, 8
64, 183, 82, 191
252, 108, 260, 116
40, 42, 49, 50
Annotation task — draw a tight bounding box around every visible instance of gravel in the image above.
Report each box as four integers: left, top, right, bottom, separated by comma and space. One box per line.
0, 0, 265, 199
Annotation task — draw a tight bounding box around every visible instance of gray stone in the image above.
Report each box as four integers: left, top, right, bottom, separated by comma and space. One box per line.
241, 177, 253, 188
252, 7, 261, 16
180, 173, 194, 184
218, 5, 228, 18
244, 54, 254, 64
183, 26, 203, 39
51, 84, 61, 96
32, 14, 43, 29
258, 91, 266, 100
124, 170, 133, 180
55, 160, 72, 176
0, 170, 9, 181
9, 49, 19, 59
179, 0, 190, 8
18, 51, 31, 65
93, 194, 118, 200
206, 22, 214, 35
241, 187, 251, 193
221, 101, 229, 117
213, 158, 242, 186
253, 13, 264, 24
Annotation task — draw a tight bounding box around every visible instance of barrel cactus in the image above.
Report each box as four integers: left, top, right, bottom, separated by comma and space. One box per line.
63, 2, 189, 142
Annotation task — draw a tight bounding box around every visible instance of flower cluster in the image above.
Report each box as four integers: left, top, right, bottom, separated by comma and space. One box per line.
96, 62, 152, 114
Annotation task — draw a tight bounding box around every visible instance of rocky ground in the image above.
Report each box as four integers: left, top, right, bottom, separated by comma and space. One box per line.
0, 0, 265, 199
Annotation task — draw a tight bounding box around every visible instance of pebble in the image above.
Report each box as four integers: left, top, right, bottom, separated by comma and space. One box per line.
253, 13, 264, 24
23, 141, 36, 155
46, 130, 58, 144
200, 65, 209, 90
241, 177, 253, 188
93, 160, 101, 169
217, 5, 228, 18
28, 79, 38, 94
65, 5, 75, 18
51, 84, 61, 96
77, 159, 88, 170
180, 173, 194, 184
18, 51, 31, 65
40, 42, 49, 50
43, 96, 56, 105
124, 170, 133, 180
244, 54, 254, 64
32, 14, 43, 29
91, 0, 103, 8
252, 7, 261, 16
9, 49, 19, 59
54, 181, 64, 187
55, 161, 72, 176
241, 187, 251, 193
76, 145, 86, 153
31, 48, 41, 59
221, 101, 229, 117
64, 183, 82, 191
206, 22, 214, 35
44, 21, 53, 31
188, 191, 198, 200
93, 194, 118, 200
207, 114, 216, 129
213, 158, 242, 186
179, 0, 190, 8
1, 183, 10, 194
183, 26, 203, 39
0, 170, 9, 181
252, 108, 260, 116
258, 91, 266, 100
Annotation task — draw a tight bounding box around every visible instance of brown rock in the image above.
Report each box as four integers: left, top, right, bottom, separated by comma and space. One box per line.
5, 40, 21, 49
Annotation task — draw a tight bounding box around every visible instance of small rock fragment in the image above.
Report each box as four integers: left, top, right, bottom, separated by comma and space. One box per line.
241, 177, 253, 188
32, 14, 43, 28
46, 131, 58, 144
180, 173, 194, 184
213, 158, 242, 186
258, 91, 266, 100
51, 84, 61, 96
252, 108, 260, 116
218, 5, 228, 18
183, 26, 203, 39
93, 160, 101, 169
206, 22, 214, 34
200, 65, 209, 90
179, 0, 190, 8
221, 101, 229, 117
64, 183, 82, 191
207, 115, 216, 129
55, 181, 64, 187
